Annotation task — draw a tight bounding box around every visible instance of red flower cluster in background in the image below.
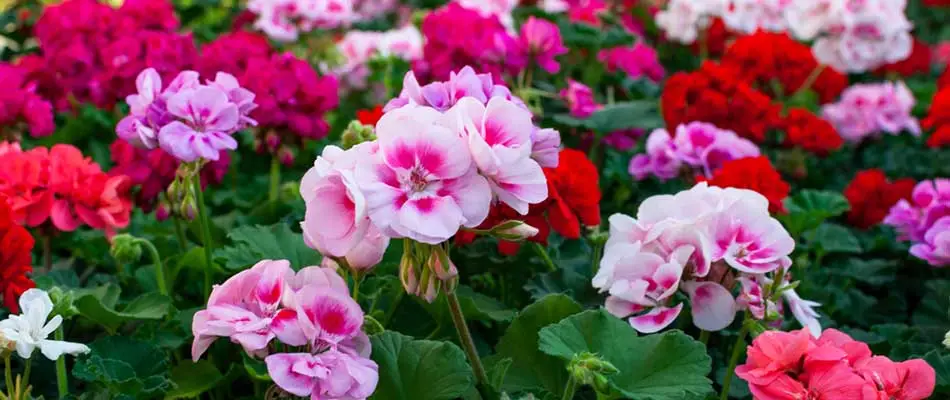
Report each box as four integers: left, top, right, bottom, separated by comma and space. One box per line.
110, 141, 230, 213
457, 149, 601, 255
0, 194, 35, 313
356, 106, 384, 126
875, 37, 932, 77
782, 108, 844, 156
21, 0, 196, 110
0, 142, 132, 236
701, 156, 790, 213
721, 32, 848, 104
688, 18, 733, 58
923, 84, 950, 148
662, 61, 781, 143
844, 169, 915, 229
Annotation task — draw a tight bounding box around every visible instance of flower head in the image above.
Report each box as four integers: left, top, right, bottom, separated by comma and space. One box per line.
0, 289, 89, 360
844, 170, 915, 230
822, 81, 921, 143
0, 196, 34, 314
517, 16, 568, 74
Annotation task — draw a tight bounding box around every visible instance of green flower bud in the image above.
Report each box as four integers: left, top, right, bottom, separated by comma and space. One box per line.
568, 352, 619, 394
110, 234, 143, 265
47, 287, 79, 319
341, 120, 376, 149
490, 220, 539, 242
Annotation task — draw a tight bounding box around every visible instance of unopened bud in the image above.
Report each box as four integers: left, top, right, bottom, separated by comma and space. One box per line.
48, 287, 78, 319
399, 254, 419, 295
254, 137, 266, 153
166, 178, 184, 202
428, 248, 458, 295
278, 146, 295, 167
179, 196, 197, 221
944, 330, 950, 350
155, 203, 171, 221
491, 220, 539, 241
341, 120, 375, 149
568, 352, 619, 394
110, 234, 143, 264
265, 131, 281, 152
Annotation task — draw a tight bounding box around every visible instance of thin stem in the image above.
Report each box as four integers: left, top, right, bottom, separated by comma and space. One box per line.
699, 26, 709, 63
55, 327, 68, 399
21, 358, 31, 389
193, 175, 215, 300
268, 155, 280, 202
532, 243, 558, 272
138, 239, 168, 296
561, 375, 578, 400
42, 234, 52, 272
4, 356, 12, 397
445, 291, 489, 387
790, 64, 826, 99
588, 133, 603, 167
352, 275, 362, 303
699, 330, 711, 346
720, 314, 751, 400
382, 290, 404, 328
172, 215, 188, 251
590, 239, 604, 276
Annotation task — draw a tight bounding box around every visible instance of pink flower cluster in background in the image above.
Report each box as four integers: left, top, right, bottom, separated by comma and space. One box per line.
593, 183, 817, 335
821, 81, 921, 143
247, 0, 356, 42
420, 3, 520, 81
885, 179, 950, 267
0, 143, 132, 236
737, 328, 935, 400
117, 68, 256, 163
23, 0, 196, 111
0, 64, 54, 138
192, 260, 378, 399
598, 43, 665, 83
628, 122, 760, 181
336, 26, 424, 90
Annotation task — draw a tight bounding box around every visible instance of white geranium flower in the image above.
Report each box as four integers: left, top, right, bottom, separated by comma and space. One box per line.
0, 289, 89, 361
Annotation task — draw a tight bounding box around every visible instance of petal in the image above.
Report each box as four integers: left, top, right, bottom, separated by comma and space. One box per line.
158, 121, 199, 162
683, 281, 737, 331
396, 196, 465, 244
629, 303, 684, 334
489, 156, 548, 214
38, 339, 90, 361
265, 353, 318, 397
272, 309, 308, 347
295, 287, 363, 344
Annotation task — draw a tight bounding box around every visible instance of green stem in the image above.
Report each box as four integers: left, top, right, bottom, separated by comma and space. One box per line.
382, 290, 404, 328
590, 240, 604, 276
193, 176, 215, 300
561, 376, 578, 400
4, 355, 13, 397
42, 234, 52, 273
790, 64, 826, 99
699, 330, 711, 346
532, 243, 558, 272
352, 276, 362, 303
21, 358, 31, 389
172, 215, 188, 251
588, 133, 603, 167
268, 155, 280, 202
445, 291, 489, 387
720, 314, 751, 400
138, 239, 168, 296
55, 327, 68, 399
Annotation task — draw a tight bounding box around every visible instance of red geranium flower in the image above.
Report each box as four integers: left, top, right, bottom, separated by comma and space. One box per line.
0, 195, 35, 313
843, 170, 915, 229
721, 32, 848, 104
662, 61, 781, 143
923, 87, 950, 148
874, 37, 931, 77
703, 156, 790, 214
782, 108, 844, 156
357, 105, 384, 127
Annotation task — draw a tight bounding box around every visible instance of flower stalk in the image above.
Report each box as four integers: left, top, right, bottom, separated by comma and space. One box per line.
445, 290, 488, 387
193, 173, 215, 299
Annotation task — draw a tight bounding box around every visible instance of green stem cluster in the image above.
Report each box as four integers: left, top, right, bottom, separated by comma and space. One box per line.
193, 175, 215, 300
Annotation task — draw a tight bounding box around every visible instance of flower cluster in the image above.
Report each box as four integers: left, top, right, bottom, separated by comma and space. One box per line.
655, 0, 788, 44
0, 143, 132, 236
702, 156, 790, 214
336, 26, 424, 90
781, 108, 843, 156
420, 3, 520, 81
117, 68, 256, 163
629, 122, 760, 181
922, 84, 950, 148
662, 62, 780, 143
885, 179, 950, 267
0, 196, 34, 313
453, 0, 518, 30
593, 183, 816, 334
109, 140, 230, 213
736, 328, 935, 400
192, 260, 378, 399
821, 81, 921, 143
786, 0, 914, 73
844, 170, 915, 230
25, 0, 196, 110
720, 32, 848, 104
457, 149, 601, 255
875, 37, 932, 77
247, 0, 357, 42
196, 31, 273, 79
1, 289, 90, 361
598, 43, 665, 83
515, 16, 569, 74
0, 63, 55, 139
561, 79, 600, 119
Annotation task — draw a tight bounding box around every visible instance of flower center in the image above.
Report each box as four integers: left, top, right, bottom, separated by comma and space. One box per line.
408, 168, 428, 193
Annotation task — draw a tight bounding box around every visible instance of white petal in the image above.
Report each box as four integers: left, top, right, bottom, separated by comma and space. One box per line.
39, 339, 91, 361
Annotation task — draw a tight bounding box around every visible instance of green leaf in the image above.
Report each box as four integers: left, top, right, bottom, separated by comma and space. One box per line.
370, 331, 475, 400
923, 350, 950, 393
74, 336, 173, 397
808, 223, 862, 254
490, 294, 583, 396
243, 353, 271, 382
829, 259, 897, 286
75, 285, 172, 333
588, 102, 663, 133
164, 361, 224, 399
779, 190, 851, 236
538, 310, 714, 399
214, 224, 323, 270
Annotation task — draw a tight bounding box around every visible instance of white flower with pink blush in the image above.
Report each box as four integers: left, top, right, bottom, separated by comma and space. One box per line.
355, 106, 492, 244
594, 183, 811, 334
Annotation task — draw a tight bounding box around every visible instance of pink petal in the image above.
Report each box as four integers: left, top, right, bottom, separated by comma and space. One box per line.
295, 287, 363, 345
629, 303, 683, 334
682, 281, 737, 331
265, 353, 319, 397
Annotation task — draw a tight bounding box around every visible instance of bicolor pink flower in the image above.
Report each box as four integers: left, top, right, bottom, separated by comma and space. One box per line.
265, 349, 378, 400
560, 79, 601, 118
821, 81, 921, 143
682, 280, 737, 331
629, 122, 760, 181
597, 243, 689, 333
159, 86, 240, 162
885, 179, 950, 266
452, 97, 548, 214
355, 107, 491, 244
628, 129, 681, 181
517, 17, 568, 74
708, 197, 795, 274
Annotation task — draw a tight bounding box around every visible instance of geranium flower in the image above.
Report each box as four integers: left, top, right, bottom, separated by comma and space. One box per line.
0, 196, 34, 313
702, 156, 790, 214
844, 170, 915, 230
0, 289, 90, 360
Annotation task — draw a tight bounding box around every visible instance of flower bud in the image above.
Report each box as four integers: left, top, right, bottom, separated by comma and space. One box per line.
110, 234, 143, 265
278, 146, 295, 167
491, 220, 539, 241
155, 202, 171, 221
166, 178, 184, 202
179, 196, 197, 221
341, 120, 375, 149
265, 131, 281, 152
568, 352, 619, 394
428, 248, 458, 295
399, 254, 419, 295
48, 287, 79, 319
943, 330, 950, 350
